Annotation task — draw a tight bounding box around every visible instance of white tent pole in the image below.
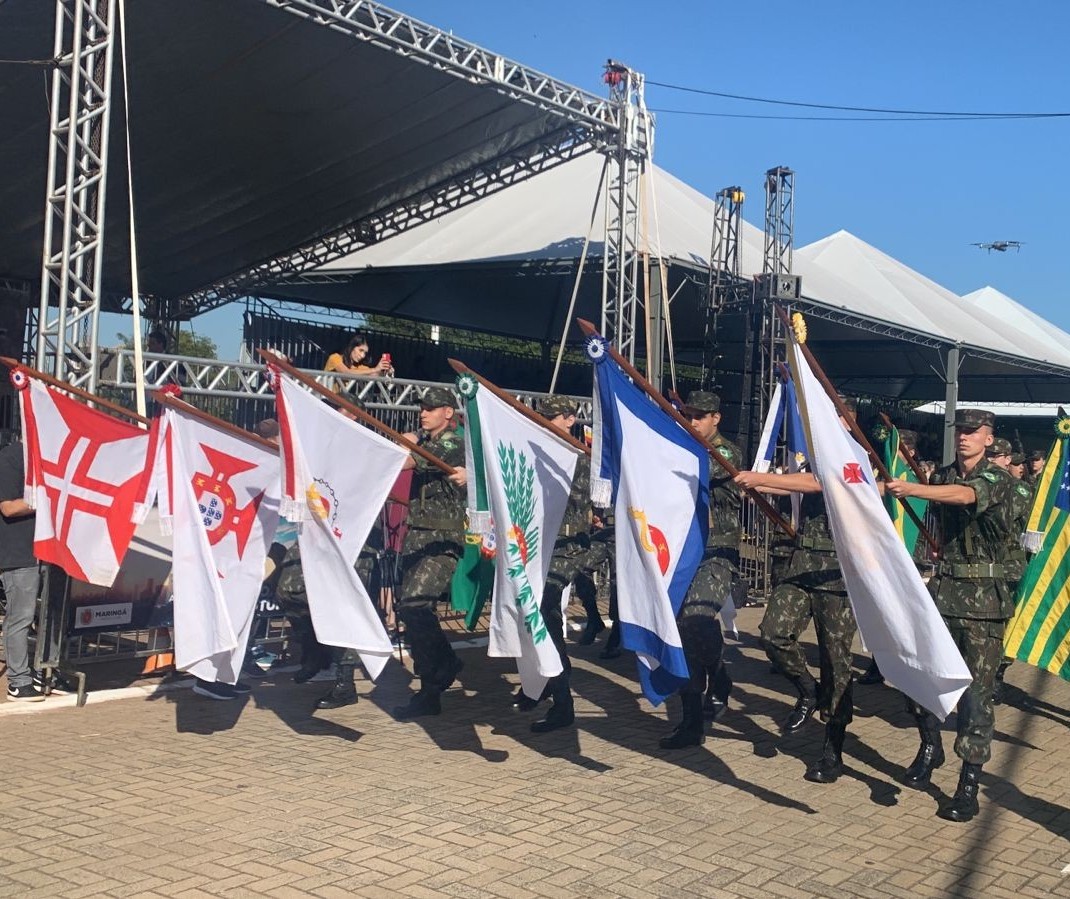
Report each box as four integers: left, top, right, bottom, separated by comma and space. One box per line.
118, 0, 146, 421
642, 115, 676, 392
549, 156, 607, 394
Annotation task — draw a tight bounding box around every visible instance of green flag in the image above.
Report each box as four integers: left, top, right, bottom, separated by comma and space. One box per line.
877, 424, 926, 554
1004, 414, 1070, 681
449, 374, 495, 630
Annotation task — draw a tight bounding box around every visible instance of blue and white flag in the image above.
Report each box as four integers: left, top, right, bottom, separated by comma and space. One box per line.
753, 373, 808, 474
587, 336, 709, 706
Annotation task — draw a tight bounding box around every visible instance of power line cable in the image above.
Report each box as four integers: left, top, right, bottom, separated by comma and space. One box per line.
648, 107, 1064, 122
647, 79, 1070, 118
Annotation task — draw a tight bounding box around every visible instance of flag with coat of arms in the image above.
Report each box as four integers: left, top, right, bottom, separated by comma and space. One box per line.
456, 373, 581, 701
587, 335, 710, 706
160, 404, 280, 684
273, 370, 408, 680
785, 314, 971, 718
14, 371, 159, 587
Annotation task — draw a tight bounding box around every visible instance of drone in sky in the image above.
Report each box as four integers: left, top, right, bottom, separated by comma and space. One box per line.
971, 241, 1024, 254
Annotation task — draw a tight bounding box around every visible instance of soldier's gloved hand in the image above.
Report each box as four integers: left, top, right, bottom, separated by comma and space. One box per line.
448, 466, 467, 487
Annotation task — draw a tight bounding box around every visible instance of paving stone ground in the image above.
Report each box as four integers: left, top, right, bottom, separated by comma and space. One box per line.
1, 606, 1068, 899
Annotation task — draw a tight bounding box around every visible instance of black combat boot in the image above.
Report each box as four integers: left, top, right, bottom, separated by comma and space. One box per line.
857, 658, 884, 685
531, 679, 575, 733
659, 694, 705, 749
435, 653, 464, 692
937, 762, 982, 822
804, 721, 846, 783
599, 621, 622, 659
902, 716, 945, 789
992, 660, 1011, 705
512, 683, 549, 712
315, 663, 358, 710
781, 672, 818, 735
392, 687, 442, 720
703, 667, 733, 721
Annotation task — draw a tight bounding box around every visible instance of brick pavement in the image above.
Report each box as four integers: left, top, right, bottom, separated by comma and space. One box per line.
0, 606, 1068, 899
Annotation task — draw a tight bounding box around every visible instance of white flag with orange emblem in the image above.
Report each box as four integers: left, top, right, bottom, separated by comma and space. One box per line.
274, 371, 407, 680
163, 406, 280, 684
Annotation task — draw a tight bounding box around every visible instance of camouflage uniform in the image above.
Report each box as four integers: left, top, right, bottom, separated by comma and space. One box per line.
909, 455, 1024, 765
662, 391, 742, 747
901, 409, 1031, 822
577, 512, 619, 654
274, 531, 383, 704
529, 399, 592, 730
395, 417, 466, 702
761, 489, 857, 734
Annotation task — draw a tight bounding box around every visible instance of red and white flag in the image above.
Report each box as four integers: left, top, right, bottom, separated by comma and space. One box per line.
275, 370, 407, 680
15, 374, 158, 587
162, 405, 280, 684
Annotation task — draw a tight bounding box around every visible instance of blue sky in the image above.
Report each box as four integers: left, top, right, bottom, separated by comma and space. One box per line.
148, 1, 1070, 358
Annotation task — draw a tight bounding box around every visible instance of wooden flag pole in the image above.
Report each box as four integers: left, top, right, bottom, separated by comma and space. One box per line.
446, 359, 591, 457
255, 350, 455, 475
774, 306, 940, 556
575, 318, 796, 540
879, 412, 930, 485
152, 392, 279, 453
0, 356, 150, 426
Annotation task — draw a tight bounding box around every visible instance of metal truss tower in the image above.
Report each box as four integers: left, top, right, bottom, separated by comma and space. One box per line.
701, 186, 745, 386
741, 166, 797, 455
36, 0, 117, 391
600, 60, 650, 366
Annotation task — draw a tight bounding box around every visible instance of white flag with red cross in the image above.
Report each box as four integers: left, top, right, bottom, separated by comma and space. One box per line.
162, 405, 280, 684
15, 373, 159, 587
274, 369, 407, 680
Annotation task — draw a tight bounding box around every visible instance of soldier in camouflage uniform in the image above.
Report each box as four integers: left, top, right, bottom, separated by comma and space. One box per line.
392, 386, 468, 719
273, 537, 382, 709
734, 400, 860, 783
659, 390, 740, 749
513, 396, 592, 733
272, 399, 390, 710
887, 408, 1030, 822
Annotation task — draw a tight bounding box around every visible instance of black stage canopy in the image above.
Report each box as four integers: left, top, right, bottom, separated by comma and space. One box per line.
0, 0, 611, 304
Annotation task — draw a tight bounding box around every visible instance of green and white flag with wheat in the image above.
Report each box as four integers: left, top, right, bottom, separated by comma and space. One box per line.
456, 374, 581, 699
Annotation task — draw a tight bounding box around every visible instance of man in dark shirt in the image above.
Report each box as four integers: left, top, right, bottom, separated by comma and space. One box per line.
0, 440, 43, 701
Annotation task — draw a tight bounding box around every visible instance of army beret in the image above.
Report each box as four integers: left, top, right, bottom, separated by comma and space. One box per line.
419, 386, 456, 409
539, 395, 579, 419
986, 437, 1013, 457
681, 390, 721, 415
954, 408, 996, 431
1029, 449, 1046, 463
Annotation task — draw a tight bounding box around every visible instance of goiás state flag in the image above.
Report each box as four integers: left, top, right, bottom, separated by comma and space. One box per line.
786, 316, 971, 719
14, 371, 159, 587
587, 335, 709, 706
274, 370, 407, 680
161, 404, 280, 684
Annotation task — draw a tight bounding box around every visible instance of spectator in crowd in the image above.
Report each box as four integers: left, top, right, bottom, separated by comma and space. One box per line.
1, 438, 43, 702
147, 329, 168, 354
324, 332, 394, 384
1027, 449, 1046, 484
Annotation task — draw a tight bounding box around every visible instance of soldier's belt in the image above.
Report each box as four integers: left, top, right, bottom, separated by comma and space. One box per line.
937, 561, 1006, 579
798, 535, 837, 552
409, 517, 464, 531
560, 524, 589, 538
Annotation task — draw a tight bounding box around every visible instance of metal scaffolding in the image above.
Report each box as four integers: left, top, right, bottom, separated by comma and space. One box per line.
36, 0, 117, 391
701, 186, 745, 387
600, 60, 650, 366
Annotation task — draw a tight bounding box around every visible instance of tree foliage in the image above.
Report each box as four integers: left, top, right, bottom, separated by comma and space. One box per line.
117, 330, 218, 359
